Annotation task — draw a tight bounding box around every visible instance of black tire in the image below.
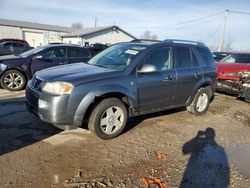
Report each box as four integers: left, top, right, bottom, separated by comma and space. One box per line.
187, 87, 210, 115
0, 70, 26, 91
88, 98, 128, 139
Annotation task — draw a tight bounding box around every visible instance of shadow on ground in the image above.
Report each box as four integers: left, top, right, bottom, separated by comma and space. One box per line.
180, 128, 230, 188
0, 97, 61, 155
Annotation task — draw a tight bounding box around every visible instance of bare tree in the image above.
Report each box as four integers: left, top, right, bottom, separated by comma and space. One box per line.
223, 38, 234, 52
140, 30, 158, 40
207, 43, 218, 52
207, 38, 234, 52
71, 22, 83, 31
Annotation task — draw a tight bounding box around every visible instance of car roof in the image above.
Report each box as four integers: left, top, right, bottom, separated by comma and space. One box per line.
229, 52, 250, 55
42, 43, 83, 48
125, 39, 205, 47
0, 38, 28, 43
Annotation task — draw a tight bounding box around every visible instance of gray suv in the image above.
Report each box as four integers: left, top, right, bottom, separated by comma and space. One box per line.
26, 39, 217, 139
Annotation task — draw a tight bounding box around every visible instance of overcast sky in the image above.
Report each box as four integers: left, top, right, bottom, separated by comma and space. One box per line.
0, 0, 250, 50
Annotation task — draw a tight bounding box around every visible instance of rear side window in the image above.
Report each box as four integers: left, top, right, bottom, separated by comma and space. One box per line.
176, 47, 192, 68
13, 43, 24, 47
3, 42, 12, 48
197, 47, 214, 66
234, 54, 250, 63
191, 51, 199, 67
68, 47, 90, 58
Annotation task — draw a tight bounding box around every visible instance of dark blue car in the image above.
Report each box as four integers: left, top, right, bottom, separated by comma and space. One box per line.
0, 44, 92, 91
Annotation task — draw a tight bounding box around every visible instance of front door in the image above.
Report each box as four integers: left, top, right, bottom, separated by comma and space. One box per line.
31, 47, 68, 75
137, 47, 176, 112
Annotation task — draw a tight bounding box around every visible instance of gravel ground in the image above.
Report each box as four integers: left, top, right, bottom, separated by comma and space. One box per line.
0, 89, 249, 188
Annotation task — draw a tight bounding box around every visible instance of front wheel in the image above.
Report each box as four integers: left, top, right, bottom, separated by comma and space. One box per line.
0, 70, 26, 91
88, 98, 128, 139
187, 88, 210, 115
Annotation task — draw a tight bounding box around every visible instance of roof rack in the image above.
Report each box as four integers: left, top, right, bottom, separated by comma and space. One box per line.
130, 39, 162, 43
164, 39, 205, 46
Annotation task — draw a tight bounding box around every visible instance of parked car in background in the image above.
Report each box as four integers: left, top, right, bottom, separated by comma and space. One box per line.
0, 44, 92, 91
216, 52, 250, 94
212, 51, 231, 61
26, 39, 217, 139
0, 39, 30, 46
0, 39, 33, 56
88, 43, 110, 56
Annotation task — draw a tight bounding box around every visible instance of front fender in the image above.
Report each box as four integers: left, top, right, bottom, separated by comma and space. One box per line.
73, 84, 137, 126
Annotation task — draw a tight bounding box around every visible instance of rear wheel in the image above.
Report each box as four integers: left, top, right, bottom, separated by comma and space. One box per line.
0, 70, 26, 91
88, 98, 128, 139
187, 87, 210, 115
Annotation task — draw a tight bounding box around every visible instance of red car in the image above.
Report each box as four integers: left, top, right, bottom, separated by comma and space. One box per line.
216, 52, 250, 94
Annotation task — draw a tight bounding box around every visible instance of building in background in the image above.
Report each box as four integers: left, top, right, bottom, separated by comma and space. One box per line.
0, 19, 136, 47
61, 26, 136, 46
0, 19, 71, 47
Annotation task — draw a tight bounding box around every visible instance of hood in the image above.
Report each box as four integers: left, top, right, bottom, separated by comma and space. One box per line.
36, 63, 124, 85
0, 54, 24, 61
0, 55, 26, 67
216, 62, 250, 72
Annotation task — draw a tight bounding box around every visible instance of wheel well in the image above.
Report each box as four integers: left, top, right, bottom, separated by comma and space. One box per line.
187, 83, 213, 105
83, 92, 131, 124
200, 83, 213, 98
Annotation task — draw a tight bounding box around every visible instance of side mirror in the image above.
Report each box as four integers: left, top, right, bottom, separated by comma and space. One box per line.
33, 55, 43, 60
137, 64, 157, 74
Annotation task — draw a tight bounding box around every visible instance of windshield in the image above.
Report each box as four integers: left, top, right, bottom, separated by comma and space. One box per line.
20, 46, 44, 57
221, 54, 250, 64
88, 44, 147, 70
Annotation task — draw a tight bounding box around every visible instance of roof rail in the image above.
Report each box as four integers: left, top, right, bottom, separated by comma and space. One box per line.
164, 39, 205, 46
130, 39, 162, 43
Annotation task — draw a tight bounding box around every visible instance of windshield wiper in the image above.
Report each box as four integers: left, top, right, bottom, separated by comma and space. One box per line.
89, 63, 107, 68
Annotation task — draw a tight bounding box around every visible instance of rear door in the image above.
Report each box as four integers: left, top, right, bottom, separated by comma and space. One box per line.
68, 47, 92, 64
174, 46, 203, 105
137, 46, 176, 111
31, 47, 68, 74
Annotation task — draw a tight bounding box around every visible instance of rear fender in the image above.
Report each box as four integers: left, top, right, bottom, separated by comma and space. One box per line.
186, 77, 214, 105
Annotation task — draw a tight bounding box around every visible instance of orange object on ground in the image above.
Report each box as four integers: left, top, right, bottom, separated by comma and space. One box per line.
142, 177, 168, 187
156, 152, 164, 162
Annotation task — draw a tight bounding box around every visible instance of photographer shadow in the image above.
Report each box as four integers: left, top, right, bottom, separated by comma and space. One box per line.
180, 128, 230, 188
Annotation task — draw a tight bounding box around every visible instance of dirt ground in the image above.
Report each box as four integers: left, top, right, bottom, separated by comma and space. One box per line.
0, 89, 249, 188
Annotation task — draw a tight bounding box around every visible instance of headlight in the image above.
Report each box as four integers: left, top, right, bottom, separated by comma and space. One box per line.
41, 81, 74, 95
0, 64, 7, 71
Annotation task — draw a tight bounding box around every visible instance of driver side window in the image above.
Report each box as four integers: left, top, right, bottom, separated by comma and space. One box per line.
140, 47, 172, 71
41, 48, 66, 59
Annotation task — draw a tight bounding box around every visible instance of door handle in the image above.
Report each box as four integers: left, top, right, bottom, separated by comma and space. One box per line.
163, 75, 175, 81
59, 62, 68, 65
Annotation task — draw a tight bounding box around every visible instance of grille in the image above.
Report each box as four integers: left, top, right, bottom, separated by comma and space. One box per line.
31, 77, 42, 89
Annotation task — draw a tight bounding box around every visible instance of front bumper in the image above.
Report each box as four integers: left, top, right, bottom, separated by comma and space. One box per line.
25, 81, 77, 130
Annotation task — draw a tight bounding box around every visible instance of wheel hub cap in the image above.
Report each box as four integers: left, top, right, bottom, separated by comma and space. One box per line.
100, 106, 124, 135
196, 93, 209, 112
3, 73, 23, 89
